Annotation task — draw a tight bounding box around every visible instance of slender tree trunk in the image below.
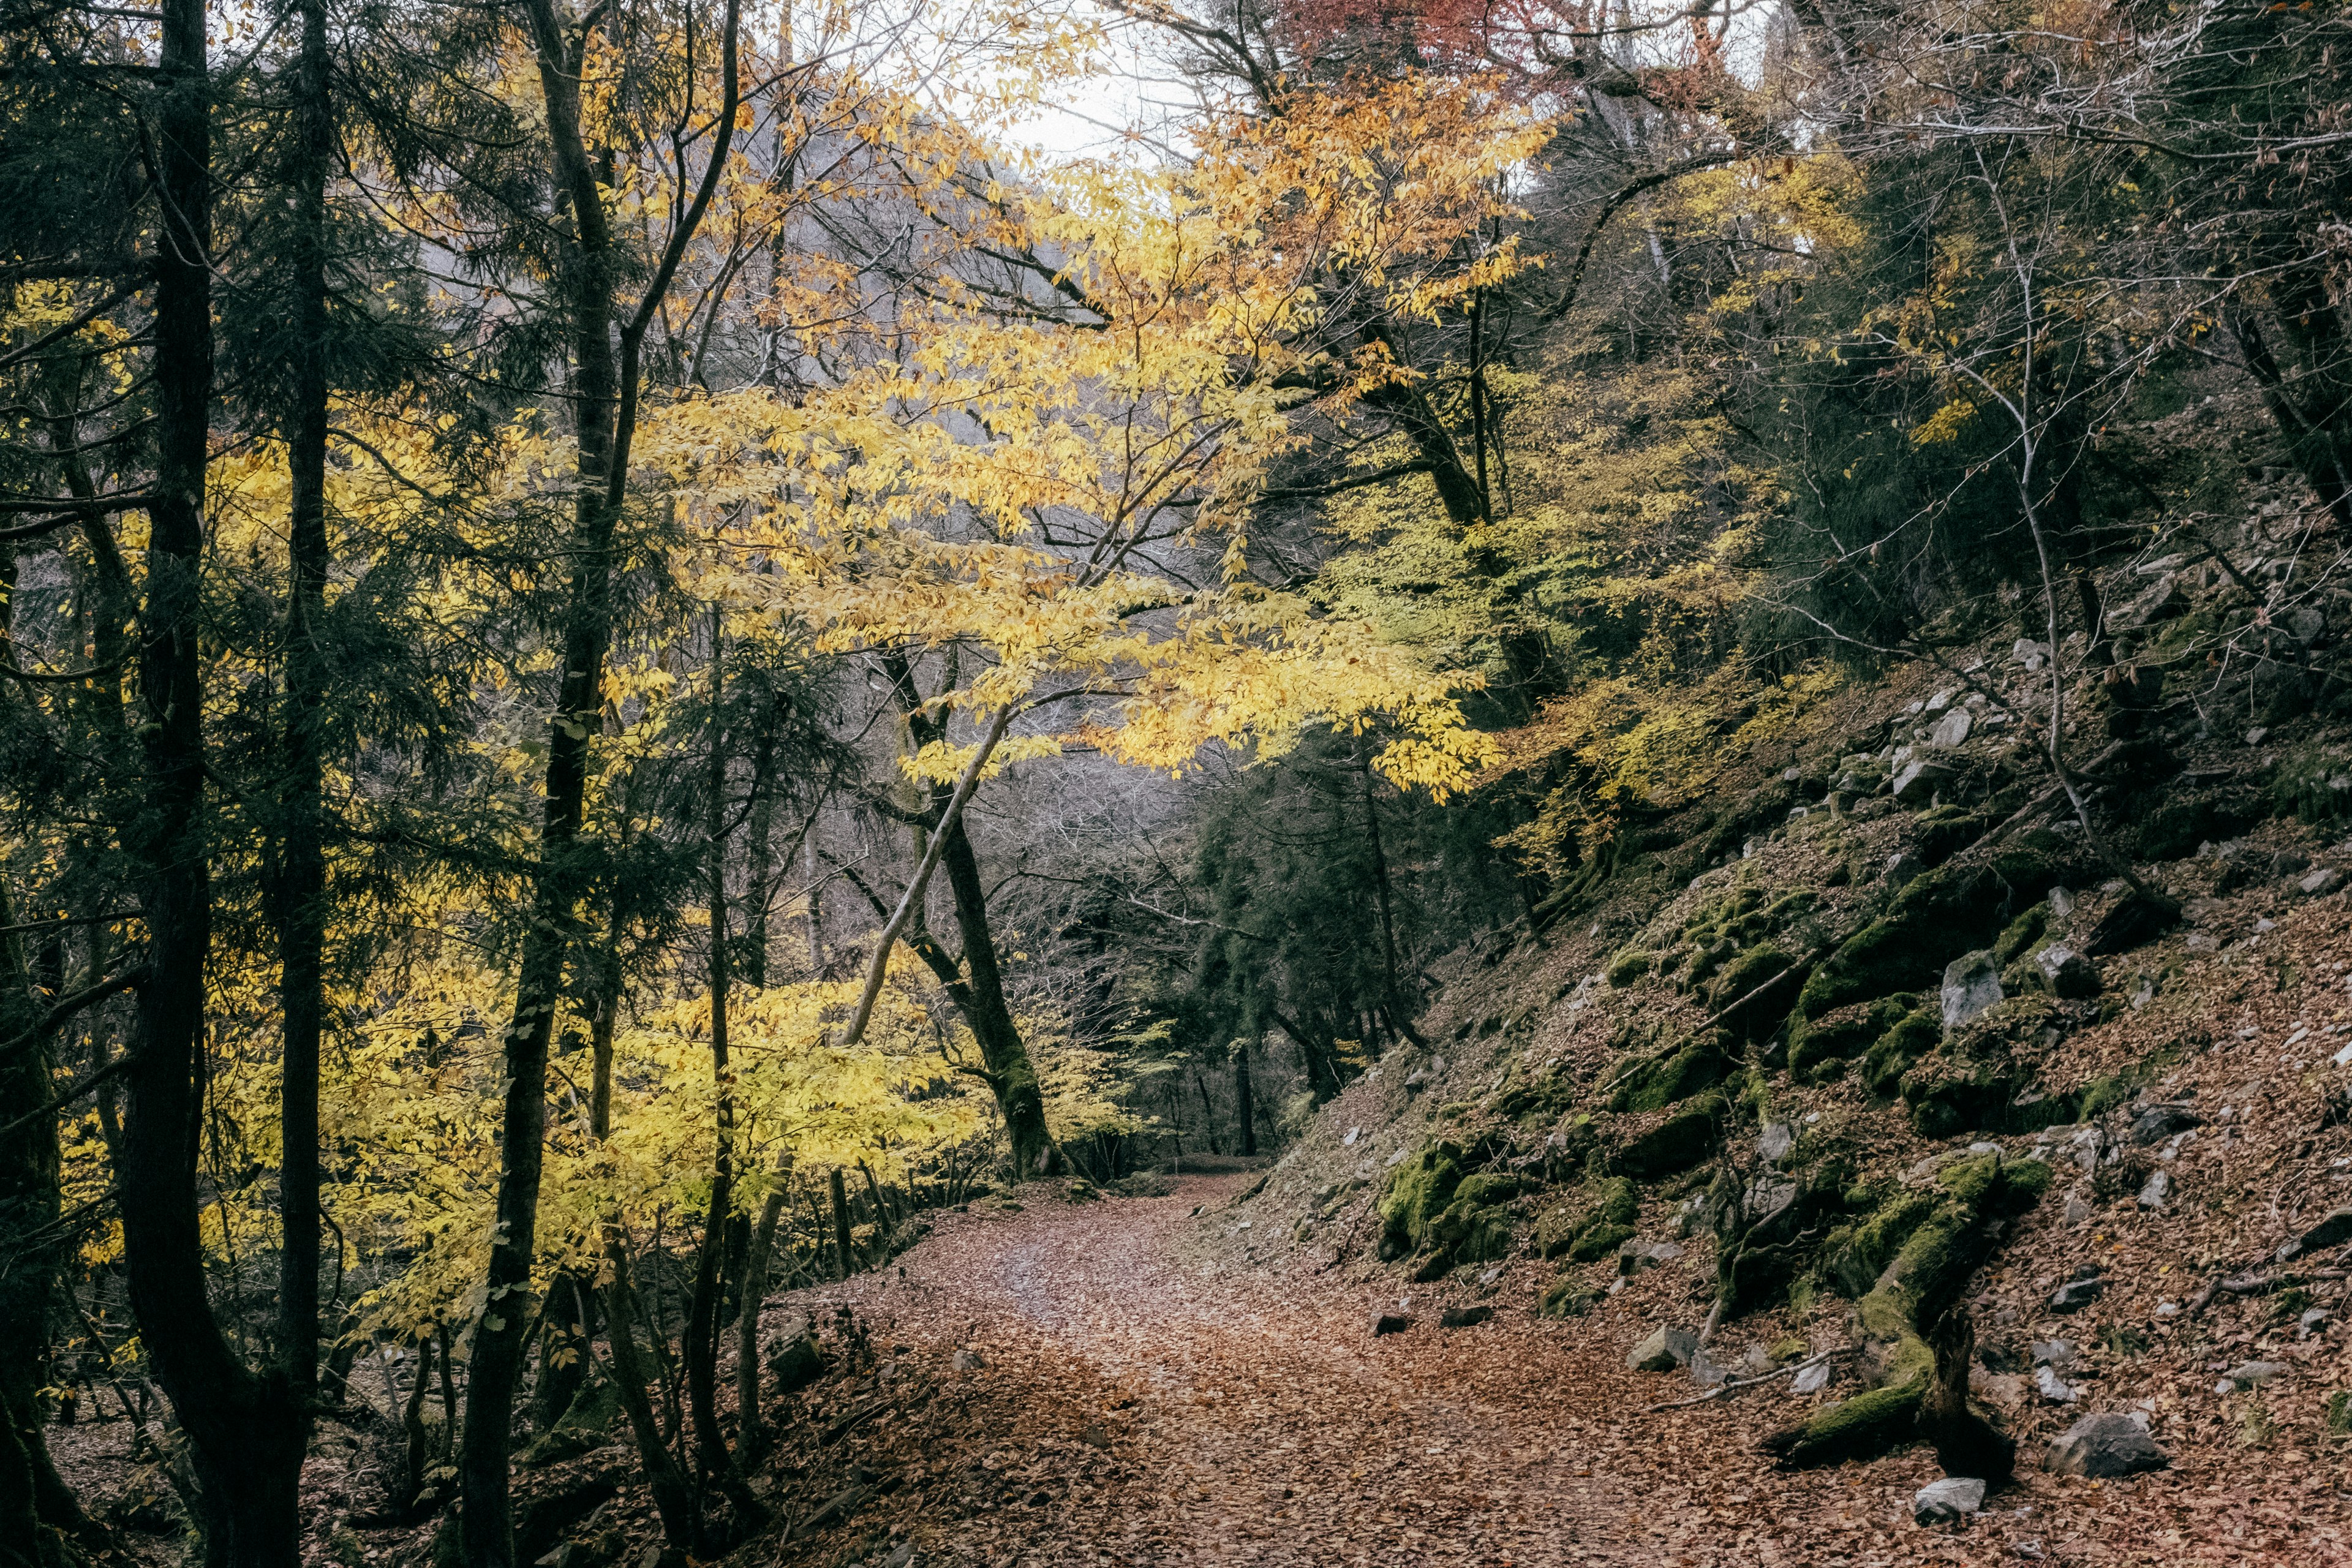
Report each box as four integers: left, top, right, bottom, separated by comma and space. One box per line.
273, 0, 333, 1427
459, 13, 620, 1561
116, 2, 311, 1561
685, 620, 742, 1487
829, 1169, 854, 1278
735, 1188, 785, 1463
1234, 1041, 1257, 1158
464, 7, 741, 1547
581, 979, 696, 1545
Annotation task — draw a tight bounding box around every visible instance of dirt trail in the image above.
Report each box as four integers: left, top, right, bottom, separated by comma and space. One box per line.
766, 1177, 1726, 1567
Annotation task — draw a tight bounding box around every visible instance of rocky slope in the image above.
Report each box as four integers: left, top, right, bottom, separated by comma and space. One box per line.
1218, 541, 2352, 1536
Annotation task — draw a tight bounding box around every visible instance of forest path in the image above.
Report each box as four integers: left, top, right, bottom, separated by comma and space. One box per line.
774, 1174, 1657, 1567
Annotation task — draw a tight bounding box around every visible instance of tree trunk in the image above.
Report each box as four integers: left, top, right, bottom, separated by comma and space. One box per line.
736, 1189, 785, 1463
116, 1, 311, 1561
1234, 1041, 1257, 1157
685, 624, 742, 1488
529, 1276, 589, 1435
829, 1169, 855, 1278
273, 0, 333, 1423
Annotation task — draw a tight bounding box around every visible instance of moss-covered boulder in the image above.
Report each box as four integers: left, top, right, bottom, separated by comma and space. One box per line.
1899, 994, 2059, 1138
1789, 995, 1916, 1084
1378, 1139, 1468, 1258
1763, 1155, 2049, 1469
1993, 902, 2051, 966
1535, 1176, 1638, 1260
1608, 1030, 1735, 1112
1790, 849, 2072, 1032
1607, 948, 1654, 987
1707, 944, 1806, 1042
1861, 1008, 1941, 1098
1912, 802, 1989, 867
1538, 1276, 1600, 1318
1619, 1094, 1727, 1180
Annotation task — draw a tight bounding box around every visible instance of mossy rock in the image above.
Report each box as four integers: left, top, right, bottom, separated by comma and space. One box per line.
1792, 850, 2073, 1028
1609, 1031, 1735, 1113
1426, 1199, 1515, 1266
1789, 995, 1915, 1084
1899, 1054, 2024, 1140
1607, 948, 1654, 987
1766, 1156, 2046, 1469
1707, 944, 1805, 1042
1912, 802, 1989, 867
2140, 788, 2267, 859
1619, 1094, 1727, 1180
1493, 1066, 1577, 1123
1565, 1221, 1637, 1262
1536, 1177, 1637, 1259
1820, 1190, 1940, 1299
1860, 1008, 1940, 1098
1538, 1277, 1600, 1319
1378, 1139, 1468, 1256
516, 1377, 622, 1467
1993, 902, 2050, 965
1452, 1171, 1525, 1208
1435, 1100, 1475, 1121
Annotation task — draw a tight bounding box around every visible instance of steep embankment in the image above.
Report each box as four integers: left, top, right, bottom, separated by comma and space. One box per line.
1200, 562, 2352, 1555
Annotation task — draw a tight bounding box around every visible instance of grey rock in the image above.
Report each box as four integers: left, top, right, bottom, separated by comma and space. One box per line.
1757, 1121, 1796, 1164
1689, 1347, 1732, 1388
1913, 1477, 1987, 1526
2035, 1365, 2079, 1404
953, 1348, 987, 1371
2225, 1360, 2287, 1389
1925, 688, 1954, 712
2137, 1170, 2173, 1210
2130, 1104, 2202, 1145
1618, 1239, 1685, 1276
2045, 1412, 2169, 1477
1370, 1311, 1413, 1338
1893, 760, 1954, 799
1791, 1360, 1831, 1395
1439, 1305, 1493, 1329
2048, 1277, 2103, 1314
1742, 1344, 1775, 1375
1930, 708, 1975, 748
1627, 1324, 1698, 1372
2108, 574, 2183, 631
2048, 885, 2076, 917
2032, 1340, 2078, 1369
2302, 867, 2343, 898
1942, 951, 2004, 1029
2014, 638, 2049, 665
2035, 944, 2100, 1000
2288, 605, 2327, 644
2063, 1191, 2093, 1224
2301, 1308, 2333, 1335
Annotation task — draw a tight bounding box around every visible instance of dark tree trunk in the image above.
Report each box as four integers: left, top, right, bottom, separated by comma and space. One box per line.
116, 3, 311, 1562
1234, 1041, 1257, 1157
273, 0, 333, 1423
529, 1276, 589, 1434
830, 1169, 855, 1278
736, 1188, 786, 1463
874, 657, 1054, 1178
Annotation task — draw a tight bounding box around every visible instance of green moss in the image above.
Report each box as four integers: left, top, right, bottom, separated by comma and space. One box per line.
1619, 1093, 1728, 1180
1607, 948, 1654, 987
1435, 1100, 1474, 1121
1452, 1171, 1525, 1208
1566, 1222, 1636, 1262
1537, 1177, 1637, 1259
1790, 995, 1915, 1084
1822, 1190, 1939, 1298
1994, 902, 2050, 965
1861, 1008, 1940, 1098
1913, 802, 1988, 866
1708, 943, 1804, 1041
1378, 1140, 1466, 1255
1427, 1199, 1514, 1265
1771, 1336, 1809, 1364
1539, 1276, 1599, 1319
1793, 852, 2070, 1028
1610, 1032, 1735, 1112
1768, 1374, 1929, 1468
